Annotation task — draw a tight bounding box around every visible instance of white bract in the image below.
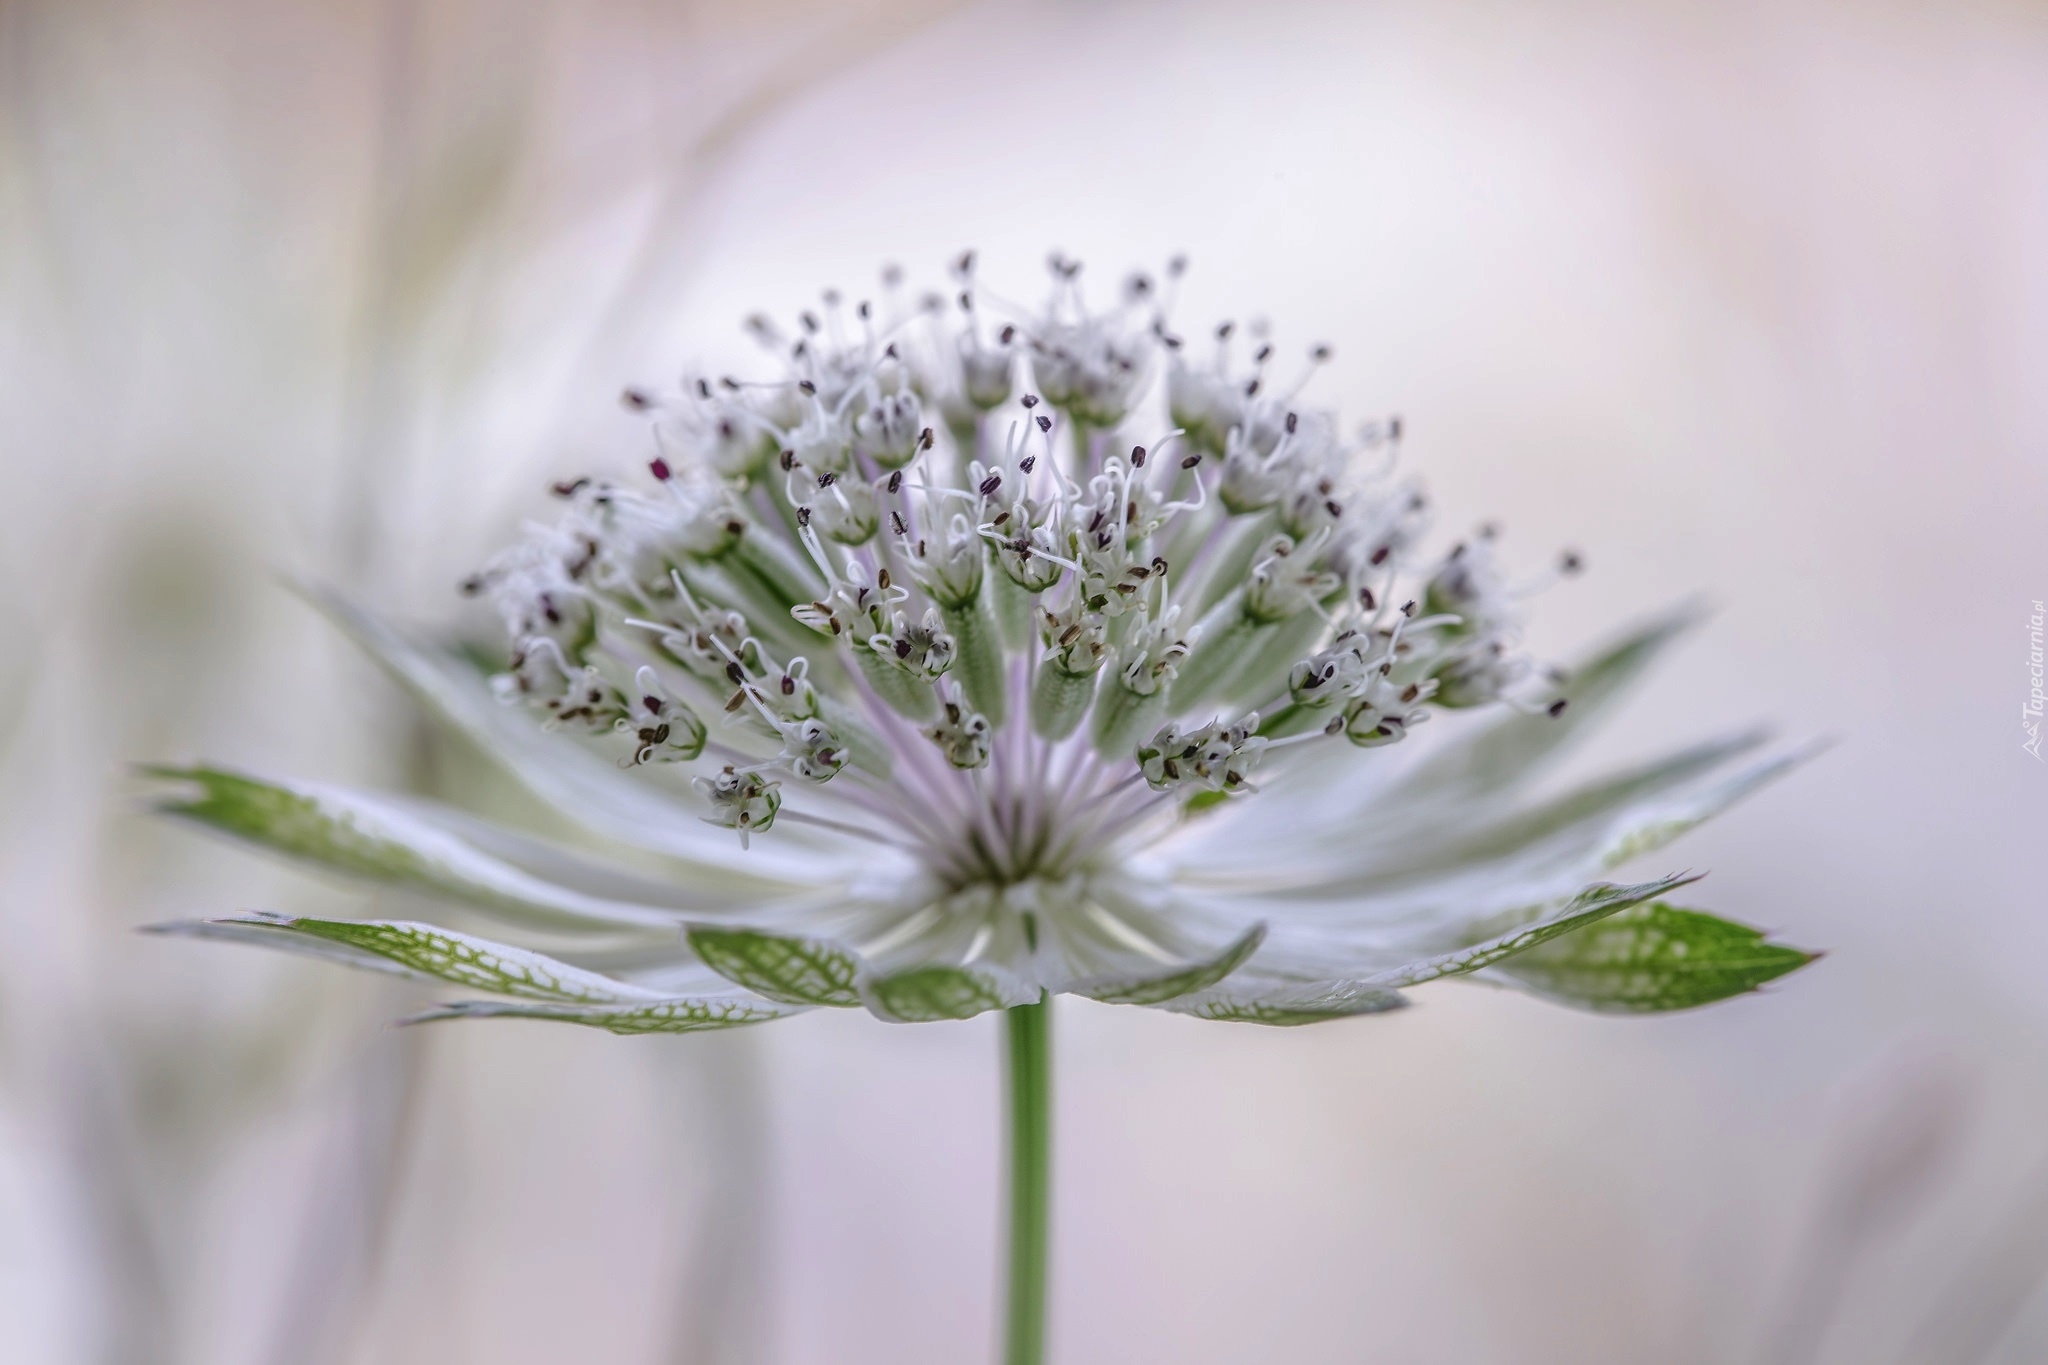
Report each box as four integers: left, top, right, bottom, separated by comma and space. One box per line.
151, 253, 1814, 1028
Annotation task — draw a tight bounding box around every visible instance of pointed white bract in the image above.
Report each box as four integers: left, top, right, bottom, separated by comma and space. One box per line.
153, 254, 1815, 1030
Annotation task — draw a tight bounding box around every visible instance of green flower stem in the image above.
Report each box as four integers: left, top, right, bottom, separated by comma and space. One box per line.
1169, 607, 1268, 713
1002, 995, 1052, 1365
990, 565, 1034, 651
1031, 666, 1098, 740
944, 591, 1009, 727
854, 647, 939, 721
1090, 680, 1164, 759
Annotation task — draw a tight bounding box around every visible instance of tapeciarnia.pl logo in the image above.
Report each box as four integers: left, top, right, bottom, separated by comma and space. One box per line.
2026, 599, 2045, 760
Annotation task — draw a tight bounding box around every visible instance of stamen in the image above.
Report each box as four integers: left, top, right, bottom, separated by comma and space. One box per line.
467, 252, 1572, 885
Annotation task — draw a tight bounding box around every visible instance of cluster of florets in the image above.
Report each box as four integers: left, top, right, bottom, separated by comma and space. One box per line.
462, 253, 1580, 872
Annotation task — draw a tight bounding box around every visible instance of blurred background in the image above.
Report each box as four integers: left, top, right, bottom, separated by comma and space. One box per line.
2, 0, 2045, 1361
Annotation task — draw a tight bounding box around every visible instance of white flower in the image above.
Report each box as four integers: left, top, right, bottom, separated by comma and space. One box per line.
150, 254, 1815, 1031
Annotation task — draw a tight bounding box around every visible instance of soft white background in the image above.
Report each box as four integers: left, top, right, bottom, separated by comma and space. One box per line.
2, 1, 2044, 1362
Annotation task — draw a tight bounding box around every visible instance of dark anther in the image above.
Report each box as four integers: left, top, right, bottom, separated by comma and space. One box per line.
1285, 411, 1299, 434
796, 506, 812, 527
979, 474, 1003, 497
800, 311, 820, 333
887, 470, 903, 493
1325, 500, 1342, 518
551, 477, 590, 498
1217, 321, 1234, 340
1360, 586, 1377, 610
1547, 699, 1569, 718
817, 471, 836, 487
1131, 445, 1148, 466
1180, 454, 1201, 469
1036, 414, 1052, 433
798, 380, 816, 395
725, 662, 746, 685
999, 325, 1016, 344
696, 379, 712, 399
1021, 393, 1039, 408
1401, 600, 1416, 616
895, 639, 912, 659
892, 512, 909, 536
920, 428, 935, 449
877, 567, 892, 589
1310, 344, 1332, 362
1254, 344, 1273, 363
779, 449, 797, 471
1019, 455, 1036, 474
781, 675, 796, 696
459, 574, 484, 596
1560, 551, 1584, 574
622, 388, 652, 410
648, 458, 671, 482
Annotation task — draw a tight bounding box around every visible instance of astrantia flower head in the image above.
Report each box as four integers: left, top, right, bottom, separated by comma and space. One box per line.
150, 251, 1818, 1363
153, 250, 1816, 1032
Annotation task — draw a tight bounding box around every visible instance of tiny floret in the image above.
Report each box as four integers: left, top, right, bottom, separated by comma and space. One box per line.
1138, 717, 1267, 794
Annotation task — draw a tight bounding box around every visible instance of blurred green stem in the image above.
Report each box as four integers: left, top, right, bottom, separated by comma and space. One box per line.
1002, 996, 1052, 1365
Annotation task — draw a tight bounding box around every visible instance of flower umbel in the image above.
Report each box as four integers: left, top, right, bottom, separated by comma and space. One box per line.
148, 252, 1820, 1365
150, 251, 1815, 1029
